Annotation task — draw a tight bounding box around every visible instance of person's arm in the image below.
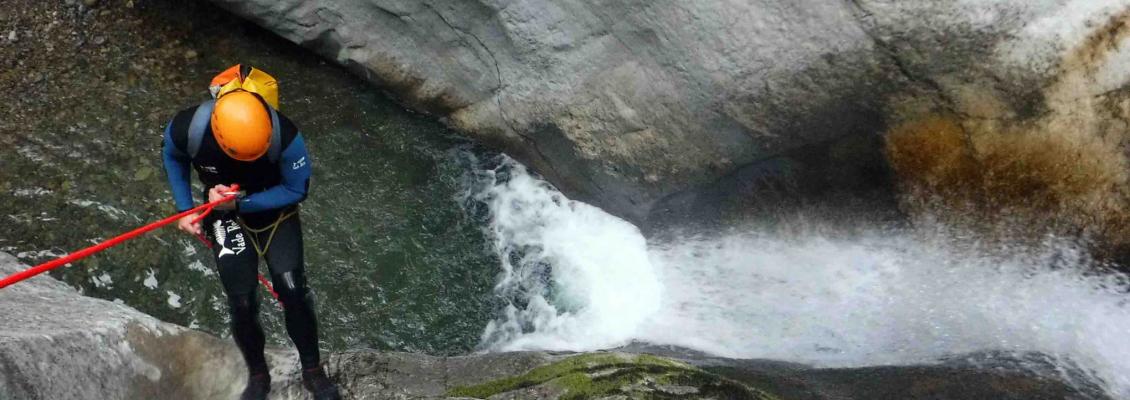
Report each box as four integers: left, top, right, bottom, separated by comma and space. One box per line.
237, 134, 312, 213
161, 124, 196, 212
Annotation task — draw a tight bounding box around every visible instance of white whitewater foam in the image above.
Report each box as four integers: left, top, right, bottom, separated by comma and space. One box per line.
471, 158, 662, 352
472, 156, 1130, 397
143, 269, 158, 289
91, 272, 113, 288
166, 291, 182, 309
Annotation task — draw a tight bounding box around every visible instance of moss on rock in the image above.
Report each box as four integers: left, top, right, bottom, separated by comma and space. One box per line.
447, 352, 781, 399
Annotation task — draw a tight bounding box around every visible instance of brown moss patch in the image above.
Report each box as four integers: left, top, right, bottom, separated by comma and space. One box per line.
886, 116, 1130, 256
1068, 8, 1130, 76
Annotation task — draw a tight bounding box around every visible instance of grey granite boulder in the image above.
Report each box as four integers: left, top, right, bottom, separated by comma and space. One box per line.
0, 252, 247, 399
206, 0, 1130, 225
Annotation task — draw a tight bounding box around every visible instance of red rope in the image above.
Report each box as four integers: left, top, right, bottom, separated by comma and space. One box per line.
0, 184, 278, 300
257, 274, 278, 301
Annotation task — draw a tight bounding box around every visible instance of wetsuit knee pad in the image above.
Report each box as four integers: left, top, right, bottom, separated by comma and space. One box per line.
272, 270, 311, 306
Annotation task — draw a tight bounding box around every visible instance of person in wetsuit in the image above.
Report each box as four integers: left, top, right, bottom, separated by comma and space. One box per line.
161, 65, 340, 400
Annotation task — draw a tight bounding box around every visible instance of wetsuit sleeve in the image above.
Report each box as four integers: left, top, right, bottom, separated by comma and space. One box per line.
238, 134, 311, 213
161, 124, 196, 212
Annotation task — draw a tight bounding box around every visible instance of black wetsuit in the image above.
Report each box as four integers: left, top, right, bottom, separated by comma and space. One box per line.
161, 101, 320, 374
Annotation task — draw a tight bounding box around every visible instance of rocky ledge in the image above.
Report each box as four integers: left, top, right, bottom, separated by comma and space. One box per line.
0, 252, 247, 399
0, 253, 1102, 399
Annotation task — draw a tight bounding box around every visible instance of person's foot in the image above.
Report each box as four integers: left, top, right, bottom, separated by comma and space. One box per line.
302, 366, 342, 400
240, 372, 271, 400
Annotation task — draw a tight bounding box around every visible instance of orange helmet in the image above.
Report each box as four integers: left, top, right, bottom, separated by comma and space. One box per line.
211, 91, 272, 161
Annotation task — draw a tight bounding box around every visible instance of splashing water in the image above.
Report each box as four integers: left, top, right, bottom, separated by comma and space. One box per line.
470, 156, 1130, 397
468, 156, 662, 351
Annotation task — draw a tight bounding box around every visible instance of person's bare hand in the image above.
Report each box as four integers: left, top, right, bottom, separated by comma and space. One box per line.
177, 213, 202, 235
209, 184, 237, 210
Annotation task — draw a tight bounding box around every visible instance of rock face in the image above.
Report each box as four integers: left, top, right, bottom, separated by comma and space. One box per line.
275, 349, 1103, 400
322, 351, 776, 399
0, 252, 247, 399
205, 0, 1130, 225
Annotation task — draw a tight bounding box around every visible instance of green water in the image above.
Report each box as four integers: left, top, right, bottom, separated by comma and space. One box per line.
0, 2, 499, 355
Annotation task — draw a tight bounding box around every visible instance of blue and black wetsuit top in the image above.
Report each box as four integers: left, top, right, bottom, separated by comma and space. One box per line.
161, 102, 311, 228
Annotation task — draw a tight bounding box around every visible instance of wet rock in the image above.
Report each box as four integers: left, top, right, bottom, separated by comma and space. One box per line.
82, 0, 98, 7
7, 30, 16, 43
427, 352, 769, 400
183, 49, 198, 60
623, 344, 1109, 400
132, 165, 155, 181
657, 384, 699, 395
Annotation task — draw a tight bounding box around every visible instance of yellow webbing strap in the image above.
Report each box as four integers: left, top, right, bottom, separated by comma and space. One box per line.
239, 209, 297, 257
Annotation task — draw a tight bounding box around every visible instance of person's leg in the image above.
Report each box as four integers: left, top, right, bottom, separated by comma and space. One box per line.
258, 211, 339, 399
207, 212, 267, 375
258, 213, 320, 369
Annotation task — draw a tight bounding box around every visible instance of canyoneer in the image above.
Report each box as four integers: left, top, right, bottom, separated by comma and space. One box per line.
161, 64, 341, 400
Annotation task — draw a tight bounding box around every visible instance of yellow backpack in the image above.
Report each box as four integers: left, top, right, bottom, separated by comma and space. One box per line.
208, 64, 279, 110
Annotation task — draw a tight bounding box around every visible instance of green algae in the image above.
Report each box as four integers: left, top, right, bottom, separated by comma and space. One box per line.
447, 352, 781, 399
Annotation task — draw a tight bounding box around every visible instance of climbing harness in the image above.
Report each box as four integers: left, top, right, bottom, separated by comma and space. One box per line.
239, 207, 298, 257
